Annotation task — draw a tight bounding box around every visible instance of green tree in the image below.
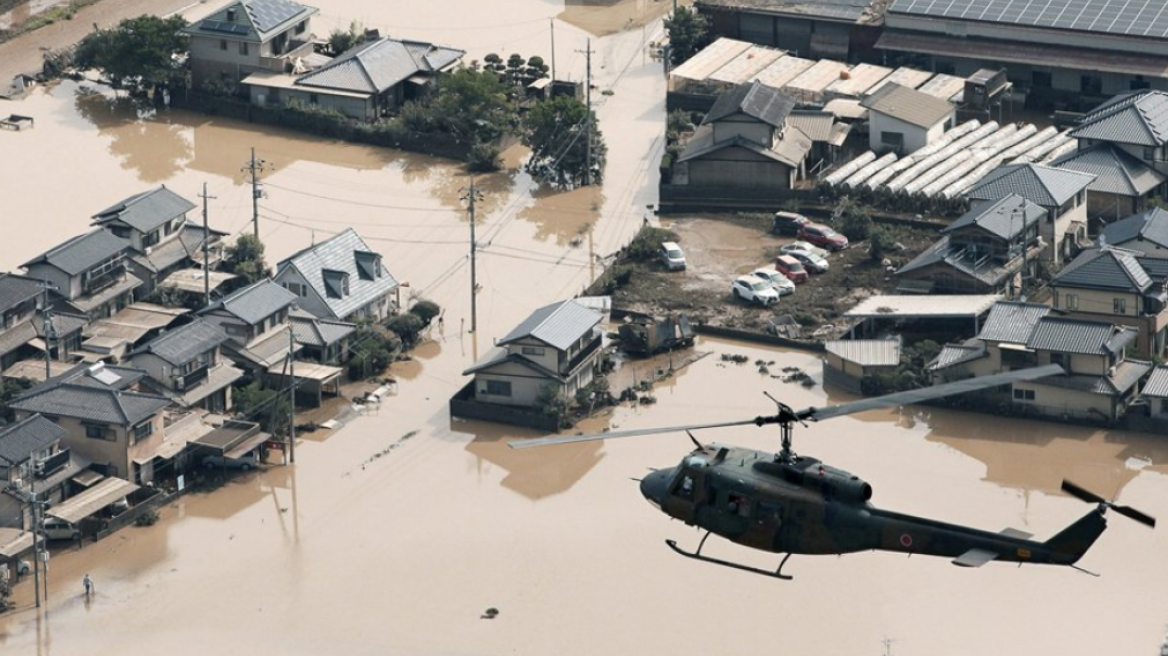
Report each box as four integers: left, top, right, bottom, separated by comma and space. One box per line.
386, 313, 425, 346
522, 94, 607, 187
328, 20, 365, 55
663, 7, 711, 67
402, 67, 513, 146
0, 377, 34, 422
73, 15, 189, 95
223, 234, 272, 285
409, 299, 442, 325
232, 381, 291, 437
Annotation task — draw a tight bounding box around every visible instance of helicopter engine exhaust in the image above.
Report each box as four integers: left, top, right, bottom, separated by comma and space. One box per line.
817, 467, 873, 503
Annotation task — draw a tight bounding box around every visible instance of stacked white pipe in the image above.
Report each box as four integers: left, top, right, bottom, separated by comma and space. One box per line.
1007, 130, 1073, 165
841, 152, 898, 188
940, 155, 1005, 198
1038, 139, 1078, 164
885, 121, 1002, 192
997, 126, 1059, 161
904, 151, 975, 195
822, 151, 876, 185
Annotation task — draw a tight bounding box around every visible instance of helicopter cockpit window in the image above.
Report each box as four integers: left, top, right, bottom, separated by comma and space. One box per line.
728, 494, 751, 518
674, 475, 695, 500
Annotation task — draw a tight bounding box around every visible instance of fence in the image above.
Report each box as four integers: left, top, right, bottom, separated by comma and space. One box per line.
692, 324, 826, 353
659, 184, 816, 213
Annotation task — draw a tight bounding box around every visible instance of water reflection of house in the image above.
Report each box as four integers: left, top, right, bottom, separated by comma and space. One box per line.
243, 37, 465, 121
464, 435, 605, 500
183, 0, 320, 89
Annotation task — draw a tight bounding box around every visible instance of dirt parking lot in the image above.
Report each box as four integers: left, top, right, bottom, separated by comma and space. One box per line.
611, 215, 939, 338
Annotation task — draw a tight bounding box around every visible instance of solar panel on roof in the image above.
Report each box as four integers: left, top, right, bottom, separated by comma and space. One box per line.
201, 20, 251, 35
892, 0, 1168, 37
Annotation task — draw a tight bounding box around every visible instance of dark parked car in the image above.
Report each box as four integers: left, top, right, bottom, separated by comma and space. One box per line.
772, 211, 811, 236
798, 223, 849, 251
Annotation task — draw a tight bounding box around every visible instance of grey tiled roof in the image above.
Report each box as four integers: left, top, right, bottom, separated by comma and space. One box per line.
928, 342, 987, 371
199, 278, 296, 326
705, 80, 796, 129
37, 311, 89, 340
0, 414, 66, 465
92, 186, 195, 234
978, 301, 1050, 344
0, 274, 45, 314
1052, 144, 1165, 197
130, 225, 224, 273
1138, 256, 1168, 283
860, 83, 953, 128
1071, 91, 1168, 147
498, 300, 602, 351
132, 319, 229, 366
0, 322, 37, 357
678, 125, 810, 168
22, 228, 130, 276
943, 194, 1044, 239
1098, 359, 1153, 395
296, 38, 464, 94
824, 339, 901, 366
1100, 207, 1168, 251
1145, 365, 1168, 397
786, 111, 835, 142
1026, 316, 1137, 356
289, 311, 355, 347
967, 163, 1095, 208
896, 235, 1021, 286
44, 362, 146, 391
187, 0, 317, 42
11, 383, 169, 425
276, 229, 397, 320
1053, 247, 1152, 293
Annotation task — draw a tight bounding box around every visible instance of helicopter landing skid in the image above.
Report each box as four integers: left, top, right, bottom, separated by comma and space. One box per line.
665, 535, 794, 581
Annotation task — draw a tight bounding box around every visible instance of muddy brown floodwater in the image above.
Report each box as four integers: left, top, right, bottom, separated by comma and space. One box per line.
2, 2, 1167, 655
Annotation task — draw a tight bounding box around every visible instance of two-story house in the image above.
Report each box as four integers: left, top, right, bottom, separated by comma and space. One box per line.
462, 300, 603, 407
1070, 91, 1168, 186
0, 274, 48, 372
1099, 207, 1168, 259
1143, 365, 1168, 420
91, 186, 226, 295
197, 278, 299, 375
129, 318, 244, 413
673, 80, 812, 189
966, 163, 1096, 267
1052, 143, 1165, 222
896, 194, 1045, 294
274, 228, 399, 323
289, 309, 354, 365
0, 414, 71, 531
183, 0, 319, 89
1051, 247, 1168, 359
21, 229, 139, 320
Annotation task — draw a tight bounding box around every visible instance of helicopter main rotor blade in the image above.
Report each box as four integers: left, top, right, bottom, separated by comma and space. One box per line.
508, 417, 766, 449
797, 364, 1064, 422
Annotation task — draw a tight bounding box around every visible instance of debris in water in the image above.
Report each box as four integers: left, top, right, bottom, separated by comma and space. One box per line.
721, 353, 749, 364
482, 607, 499, 619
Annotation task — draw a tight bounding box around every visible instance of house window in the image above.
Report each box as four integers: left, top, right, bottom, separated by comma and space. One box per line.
521, 346, 545, 357
296, 20, 307, 35
880, 131, 905, 150
485, 380, 512, 397
1052, 290, 1059, 308
1114, 298, 1127, 314
85, 424, 109, 440
224, 324, 248, 338
323, 269, 350, 298
309, 93, 319, 106
239, 42, 249, 56
133, 422, 153, 444
1081, 75, 1102, 96
1031, 71, 1052, 89
1012, 388, 1036, 401
220, 39, 227, 51
1132, 76, 1151, 90
283, 282, 307, 297
1145, 147, 1159, 162
142, 230, 160, 249
1065, 294, 1079, 310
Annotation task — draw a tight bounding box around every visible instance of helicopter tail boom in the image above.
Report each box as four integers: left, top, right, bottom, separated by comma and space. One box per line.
1042, 507, 1108, 565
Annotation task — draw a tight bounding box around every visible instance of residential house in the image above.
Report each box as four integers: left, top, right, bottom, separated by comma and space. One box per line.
0, 274, 47, 372
9, 373, 172, 483
129, 319, 244, 413
244, 37, 465, 120
966, 163, 1096, 267
896, 194, 1045, 294
0, 415, 71, 531
21, 229, 139, 320
822, 338, 901, 394
91, 186, 226, 294
183, 0, 319, 89
275, 228, 399, 322
1143, 365, 1168, 419
860, 83, 955, 154
1070, 91, 1168, 180
289, 310, 355, 366
674, 80, 812, 189
1052, 144, 1166, 223
1099, 207, 1168, 258
462, 300, 603, 407
930, 301, 1151, 422
197, 278, 298, 374
1050, 247, 1168, 359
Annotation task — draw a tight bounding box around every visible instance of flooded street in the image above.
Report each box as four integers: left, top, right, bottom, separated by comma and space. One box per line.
1, 1, 1167, 655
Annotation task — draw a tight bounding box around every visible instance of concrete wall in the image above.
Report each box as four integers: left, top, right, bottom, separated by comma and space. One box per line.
1053, 287, 1146, 319
868, 111, 949, 154
1012, 381, 1115, 420
1042, 199, 1087, 266
474, 369, 548, 407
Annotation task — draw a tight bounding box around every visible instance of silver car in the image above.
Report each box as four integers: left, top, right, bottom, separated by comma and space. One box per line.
750, 268, 796, 296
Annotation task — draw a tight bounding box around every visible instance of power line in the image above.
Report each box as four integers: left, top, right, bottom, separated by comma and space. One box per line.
258, 213, 469, 245
263, 182, 461, 213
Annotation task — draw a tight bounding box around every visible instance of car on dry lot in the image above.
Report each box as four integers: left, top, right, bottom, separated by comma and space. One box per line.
779, 240, 829, 259
780, 246, 829, 274
750, 268, 796, 296
772, 211, 811, 236
731, 275, 780, 306
774, 254, 809, 284
798, 223, 849, 251
659, 241, 686, 271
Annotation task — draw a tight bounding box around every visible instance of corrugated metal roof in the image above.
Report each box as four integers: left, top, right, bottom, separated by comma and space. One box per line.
978, 301, 1050, 344
669, 37, 753, 83
0, 414, 66, 465
704, 80, 796, 129
276, 229, 397, 320
1053, 247, 1152, 293
943, 193, 1044, 240
1144, 365, 1168, 397
22, 228, 130, 276
297, 38, 464, 94
1026, 317, 1137, 356
860, 83, 953, 129
967, 163, 1095, 207
200, 278, 296, 326
1101, 207, 1168, 250
92, 186, 195, 234
1052, 144, 1166, 197
825, 339, 901, 366
11, 383, 169, 425
826, 63, 891, 98
47, 477, 139, 524
928, 342, 987, 371
697, 0, 883, 23
0, 274, 44, 314
786, 110, 836, 142
133, 319, 229, 366
1097, 359, 1152, 395
498, 300, 602, 351
845, 294, 1002, 318
1071, 91, 1168, 147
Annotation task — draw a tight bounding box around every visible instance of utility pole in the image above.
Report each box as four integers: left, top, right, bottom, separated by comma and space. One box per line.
582, 38, 593, 186
550, 19, 556, 82
199, 183, 216, 308
40, 283, 54, 380
242, 148, 268, 238
460, 178, 484, 334
287, 326, 296, 464
29, 474, 40, 608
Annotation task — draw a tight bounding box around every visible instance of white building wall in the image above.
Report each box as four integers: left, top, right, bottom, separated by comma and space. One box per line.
868, 112, 948, 154
275, 266, 331, 319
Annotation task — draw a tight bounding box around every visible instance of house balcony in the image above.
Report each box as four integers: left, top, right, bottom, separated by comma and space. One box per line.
174, 364, 210, 392
259, 40, 315, 72
82, 264, 126, 295
34, 448, 70, 479
559, 336, 603, 375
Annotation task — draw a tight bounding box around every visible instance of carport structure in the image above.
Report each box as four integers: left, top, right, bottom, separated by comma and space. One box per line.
46, 477, 139, 525
191, 420, 269, 460
844, 294, 1002, 340
267, 361, 343, 407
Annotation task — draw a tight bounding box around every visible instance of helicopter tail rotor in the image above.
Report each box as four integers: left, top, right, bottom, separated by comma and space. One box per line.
1061, 480, 1156, 528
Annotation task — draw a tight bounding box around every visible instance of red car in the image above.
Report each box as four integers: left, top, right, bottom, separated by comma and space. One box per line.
798, 223, 849, 251
774, 254, 809, 284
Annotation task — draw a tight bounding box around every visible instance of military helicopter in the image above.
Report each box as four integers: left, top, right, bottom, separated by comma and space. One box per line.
510, 364, 1155, 580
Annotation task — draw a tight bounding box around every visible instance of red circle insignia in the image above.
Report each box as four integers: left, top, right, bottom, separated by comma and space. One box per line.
900, 533, 913, 548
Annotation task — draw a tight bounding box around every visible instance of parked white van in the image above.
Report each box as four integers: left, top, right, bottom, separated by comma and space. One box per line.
659, 241, 687, 271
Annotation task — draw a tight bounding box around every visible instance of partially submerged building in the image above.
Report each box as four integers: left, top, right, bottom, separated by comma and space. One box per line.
128, 318, 244, 413
822, 338, 901, 394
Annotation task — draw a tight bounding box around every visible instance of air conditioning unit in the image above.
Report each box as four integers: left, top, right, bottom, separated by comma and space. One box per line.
9, 478, 22, 492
